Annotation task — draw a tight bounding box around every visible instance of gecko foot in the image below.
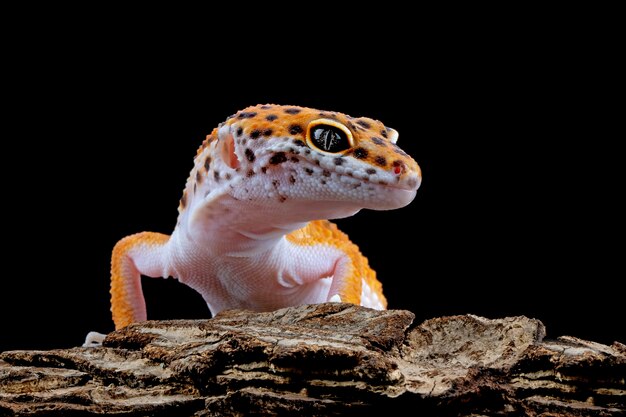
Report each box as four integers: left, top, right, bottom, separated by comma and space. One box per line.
328, 294, 342, 303
83, 331, 106, 347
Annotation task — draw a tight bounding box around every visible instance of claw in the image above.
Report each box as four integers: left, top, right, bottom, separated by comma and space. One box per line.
329, 294, 342, 303
83, 331, 106, 347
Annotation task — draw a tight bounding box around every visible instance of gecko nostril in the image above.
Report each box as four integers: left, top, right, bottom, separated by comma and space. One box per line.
392, 160, 406, 176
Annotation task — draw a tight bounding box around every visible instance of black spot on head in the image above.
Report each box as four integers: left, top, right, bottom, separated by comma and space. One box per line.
392, 144, 408, 156
238, 112, 257, 119
247, 169, 255, 177
381, 129, 388, 138
304, 149, 311, 155
225, 173, 232, 180
284, 107, 301, 114
371, 137, 386, 146
245, 148, 255, 162
196, 170, 202, 183
374, 156, 387, 167
322, 169, 331, 177
272, 180, 279, 188
204, 156, 211, 171
261, 167, 267, 174
292, 139, 306, 147
265, 114, 278, 121
353, 148, 369, 159
250, 130, 261, 139
269, 152, 287, 165
289, 124, 303, 135
321, 179, 327, 185
407, 178, 418, 188
334, 157, 344, 166
305, 168, 314, 175
289, 175, 296, 184
260, 105, 272, 109
366, 168, 376, 175
290, 157, 299, 163
213, 171, 220, 181
236, 127, 243, 136
279, 195, 287, 202
263, 129, 273, 137
357, 119, 371, 129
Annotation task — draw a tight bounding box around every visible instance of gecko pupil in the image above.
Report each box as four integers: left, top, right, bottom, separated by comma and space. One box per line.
310, 125, 350, 153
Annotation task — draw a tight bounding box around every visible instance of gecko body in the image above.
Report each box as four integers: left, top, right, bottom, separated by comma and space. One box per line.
110, 105, 421, 329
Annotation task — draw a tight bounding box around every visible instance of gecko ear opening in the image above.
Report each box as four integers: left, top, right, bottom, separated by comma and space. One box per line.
218, 125, 240, 169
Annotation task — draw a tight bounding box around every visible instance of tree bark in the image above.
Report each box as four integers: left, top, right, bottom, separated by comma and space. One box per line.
1, 303, 624, 416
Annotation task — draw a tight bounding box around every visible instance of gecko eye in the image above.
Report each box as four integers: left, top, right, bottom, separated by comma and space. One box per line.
306, 119, 353, 154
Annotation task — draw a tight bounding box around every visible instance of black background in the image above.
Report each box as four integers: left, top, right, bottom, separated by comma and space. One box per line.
2, 19, 622, 352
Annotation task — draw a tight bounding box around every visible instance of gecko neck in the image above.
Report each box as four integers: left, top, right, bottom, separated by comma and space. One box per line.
184, 195, 361, 257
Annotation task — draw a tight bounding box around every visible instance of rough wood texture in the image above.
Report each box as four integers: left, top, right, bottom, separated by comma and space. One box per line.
1, 303, 624, 416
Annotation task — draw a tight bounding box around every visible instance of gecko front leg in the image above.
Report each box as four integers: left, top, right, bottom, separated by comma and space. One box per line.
285, 220, 387, 310
110, 232, 170, 329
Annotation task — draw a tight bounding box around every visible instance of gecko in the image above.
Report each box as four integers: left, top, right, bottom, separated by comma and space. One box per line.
109, 104, 421, 330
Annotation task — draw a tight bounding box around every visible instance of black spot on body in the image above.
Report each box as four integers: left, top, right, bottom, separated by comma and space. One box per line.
321, 179, 327, 185
266, 114, 278, 121
371, 137, 386, 146
293, 139, 306, 147
322, 169, 331, 177
213, 171, 220, 181
260, 105, 273, 109
334, 157, 344, 165
263, 129, 273, 137
238, 112, 257, 119
204, 156, 212, 171
279, 195, 287, 202
374, 156, 387, 166
305, 168, 314, 175
245, 148, 256, 162
270, 152, 287, 165
289, 124, 303, 135
225, 173, 232, 180
357, 120, 371, 129
290, 157, 299, 163
236, 127, 243, 136
261, 167, 267, 174
250, 130, 261, 139
284, 108, 301, 114
366, 168, 376, 175
289, 175, 296, 184
247, 169, 255, 177
272, 180, 279, 188
304, 149, 311, 155
353, 148, 369, 159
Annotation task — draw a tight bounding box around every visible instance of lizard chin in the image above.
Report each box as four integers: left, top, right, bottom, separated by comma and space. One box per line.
364, 185, 418, 211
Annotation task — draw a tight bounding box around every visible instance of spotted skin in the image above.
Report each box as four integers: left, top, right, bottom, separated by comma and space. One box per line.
110, 105, 421, 329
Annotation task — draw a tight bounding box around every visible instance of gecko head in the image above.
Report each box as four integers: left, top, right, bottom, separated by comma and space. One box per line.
196, 104, 421, 220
